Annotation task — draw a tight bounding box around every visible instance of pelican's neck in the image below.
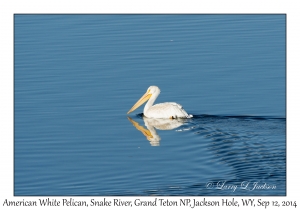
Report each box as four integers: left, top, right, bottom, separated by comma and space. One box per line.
144, 91, 159, 114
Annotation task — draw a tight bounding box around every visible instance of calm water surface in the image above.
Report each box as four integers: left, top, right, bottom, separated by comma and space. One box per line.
15, 15, 286, 196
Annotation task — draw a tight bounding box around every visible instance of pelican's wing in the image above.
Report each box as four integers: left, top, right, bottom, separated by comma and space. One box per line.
147, 102, 192, 119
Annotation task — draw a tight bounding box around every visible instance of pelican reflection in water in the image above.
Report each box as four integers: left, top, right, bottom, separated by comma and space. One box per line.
127, 116, 186, 146
127, 86, 193, 119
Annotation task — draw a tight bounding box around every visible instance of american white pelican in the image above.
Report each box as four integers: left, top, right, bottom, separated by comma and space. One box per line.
127, 86, 193, 119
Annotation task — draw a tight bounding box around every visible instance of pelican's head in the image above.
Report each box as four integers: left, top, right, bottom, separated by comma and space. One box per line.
127, 86, 160, 114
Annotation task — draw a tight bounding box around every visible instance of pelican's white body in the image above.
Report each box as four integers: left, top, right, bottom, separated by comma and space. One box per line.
128, 86, 193, 119
144, 102, 191, 118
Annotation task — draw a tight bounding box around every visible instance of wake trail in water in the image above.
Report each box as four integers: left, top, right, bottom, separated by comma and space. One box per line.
192, 114, 285, 121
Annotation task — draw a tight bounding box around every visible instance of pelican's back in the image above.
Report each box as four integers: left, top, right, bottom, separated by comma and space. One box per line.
145, 102, 192, 119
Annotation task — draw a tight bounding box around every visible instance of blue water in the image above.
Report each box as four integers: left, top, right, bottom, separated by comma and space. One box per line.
15, 15, 286, 196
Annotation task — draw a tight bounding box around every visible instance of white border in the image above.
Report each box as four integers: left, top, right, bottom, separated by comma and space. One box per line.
1, 0, 299, 209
